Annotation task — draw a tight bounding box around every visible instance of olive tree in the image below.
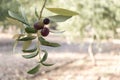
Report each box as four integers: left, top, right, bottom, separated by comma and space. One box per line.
8, 0, 79, 74
49, 0, 120, 65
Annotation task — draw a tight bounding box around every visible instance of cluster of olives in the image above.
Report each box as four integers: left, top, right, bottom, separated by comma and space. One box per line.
34, 18, 50, 37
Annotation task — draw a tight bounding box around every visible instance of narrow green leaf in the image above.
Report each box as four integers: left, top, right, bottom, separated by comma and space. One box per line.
20, 7, 28, 23
48, 42, 61, 47
18, 36, 36, 41
13, 40, 18, 53
22, 41, 32, 50
48, 15, 72, 22
46, 8, 79, 16
25, 27, 37, 33
41, 62, 54, 66
8, 11, 30, 26
22, 47, 37, 53
20, 7, 30, 27
22, 51, 39, 59
13, 34, 25, 40
50, 29, 65, 33
35, 8, 39, 18
39, 37, 60, 47
40, 50, 48, 63
27, 64, 40, 74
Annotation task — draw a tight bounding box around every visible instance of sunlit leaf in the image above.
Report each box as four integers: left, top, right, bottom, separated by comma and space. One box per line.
39, 37, 60, 47
22, 47, 37, 53
8, 11, 30, 26
40, 50, 48, 63
46, 8, 79, 16
35, 8, 39, 18
13, 34, 25, 40
22, 40, 32, 50
20, 7, 28, 23
18, 36, 36, 41
27, 64, 40, 74
48, 15, 72, 22
20, 7, 29, 27
22, 51, 39, 59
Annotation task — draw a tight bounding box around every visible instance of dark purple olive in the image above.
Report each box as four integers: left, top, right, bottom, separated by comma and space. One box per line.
41, 27, 49, 37
43, 18, 50, 24
34, 21, 44, 30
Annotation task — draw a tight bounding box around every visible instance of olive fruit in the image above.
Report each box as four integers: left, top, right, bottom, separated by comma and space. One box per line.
43, 18, 50, 24
34, 21, 44, 30
41, 27, 49, 37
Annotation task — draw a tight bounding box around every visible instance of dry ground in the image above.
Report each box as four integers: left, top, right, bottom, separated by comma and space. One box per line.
0, 33, 120, 80
35, 54, 120, 80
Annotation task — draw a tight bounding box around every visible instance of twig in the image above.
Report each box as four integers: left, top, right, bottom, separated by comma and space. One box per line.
39, 0, 47, 20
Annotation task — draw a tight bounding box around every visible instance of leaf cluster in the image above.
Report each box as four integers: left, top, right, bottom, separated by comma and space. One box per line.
8, 1, 78, 74
50, 0, 120, 41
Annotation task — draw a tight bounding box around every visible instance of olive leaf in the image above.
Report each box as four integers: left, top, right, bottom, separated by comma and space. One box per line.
48, 15, 72, 22
41, 62, 54, 66
13, 34, 25, 40
20, 7, 28, 24
39, 37, 60, 47
13, 40, 18, 53
27, 64, 40, 74
25, 27, 37, 33
40, 50, 48, 63
17, 36, 36, 41
35, 8, 39, 18
22, 41, 32, 50
46, 8, 79, 16
13, 34, 25, 52
8, 11, 30, 26
22, 51, 39, 59
50, 29, 65, 33
22, 47, 37, 53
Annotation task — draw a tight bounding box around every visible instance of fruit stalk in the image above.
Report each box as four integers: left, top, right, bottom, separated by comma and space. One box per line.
39, 0, 47, 20
37, 31, 41, 61
37, 0, 47, 61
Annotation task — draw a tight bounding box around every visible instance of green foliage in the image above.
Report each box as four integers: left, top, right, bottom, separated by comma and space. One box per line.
22, 41, 32, 50
41, 62, 54, 66
22, 47, 37, 53
17, 36, 36, 41
25, 27, 37, 33
27, 64, 40, 74
0, 0, 20, 21
8, 10, 30, 26
48, 15, 72, 22
49, 0, 120, 41
0, 0, 21, 31
40, 50, 48, 63
8, 0, 78, 74
35, 8, 39, 18
46, 8, 79, 16
22, 51, 39, 59
39, 37, 61, 47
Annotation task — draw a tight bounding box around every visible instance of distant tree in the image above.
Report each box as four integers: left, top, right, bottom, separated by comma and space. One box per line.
0, 0, 20, 31
8, 0, 78, 74
0, 0, 55, 32
49, 0, 120, 65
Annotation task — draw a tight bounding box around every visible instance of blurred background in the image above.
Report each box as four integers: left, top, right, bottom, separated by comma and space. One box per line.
0, 0, 120, 80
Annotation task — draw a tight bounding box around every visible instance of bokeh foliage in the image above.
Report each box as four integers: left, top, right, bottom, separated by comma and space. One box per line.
0, 0, 120, 40
0, 0, 20, 21
0, 0, 54, 30
0, 0, 20, 30
50, 0, 120, 41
